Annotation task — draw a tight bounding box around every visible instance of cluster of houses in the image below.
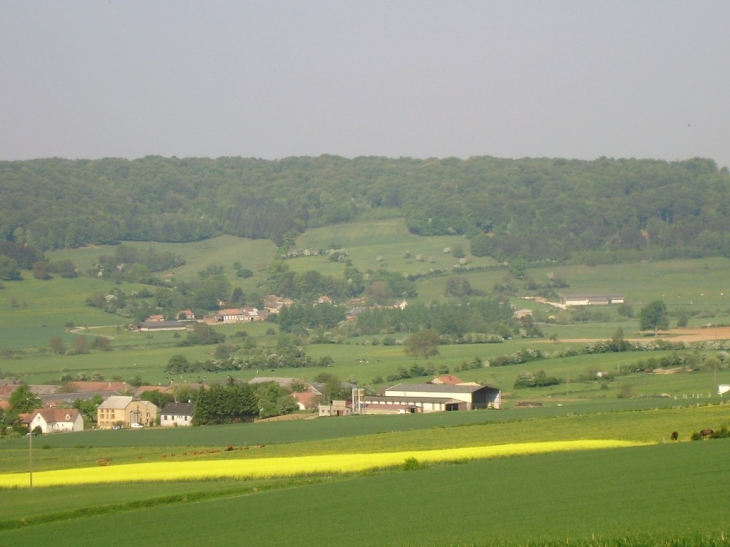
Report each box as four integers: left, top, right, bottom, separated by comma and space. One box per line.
1, 380, 196, 434
1, 374, 502, 435
134, 295, 297, 332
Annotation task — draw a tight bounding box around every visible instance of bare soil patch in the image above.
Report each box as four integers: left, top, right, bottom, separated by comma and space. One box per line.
559, 326, 730, 344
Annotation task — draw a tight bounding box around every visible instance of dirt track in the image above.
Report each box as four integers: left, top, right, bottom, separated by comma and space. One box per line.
652, 326, 730, 342
560, 326, 730, 344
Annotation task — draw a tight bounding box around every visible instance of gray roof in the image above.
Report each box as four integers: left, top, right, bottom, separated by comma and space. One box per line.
41, 391, 121, 403
98, 395, 134, 409
248, 377, 301, 388
160, 402, 195, 416
385, 383, 498, 394
365, 395, 461, 405
136, 321, 187, 329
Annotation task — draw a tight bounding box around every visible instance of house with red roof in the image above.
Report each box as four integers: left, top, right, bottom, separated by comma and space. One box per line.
292, 392, 319, 411
26, 408, 84, 433
429, 375, 464, 385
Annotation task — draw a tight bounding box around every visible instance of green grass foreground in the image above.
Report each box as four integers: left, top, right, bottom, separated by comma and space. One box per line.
0, 441, 727, 546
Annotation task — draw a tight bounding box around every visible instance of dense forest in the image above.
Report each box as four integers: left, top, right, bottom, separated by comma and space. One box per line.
2, 155, 729, 261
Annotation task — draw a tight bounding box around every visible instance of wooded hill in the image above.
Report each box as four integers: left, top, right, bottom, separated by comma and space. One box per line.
2, 155, 729, 262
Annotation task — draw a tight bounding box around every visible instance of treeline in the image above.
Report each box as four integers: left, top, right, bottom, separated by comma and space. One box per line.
351, 298, 517, 338
2, 156, 730, 264
193, 379, 303, 424
96, 245, 185, 282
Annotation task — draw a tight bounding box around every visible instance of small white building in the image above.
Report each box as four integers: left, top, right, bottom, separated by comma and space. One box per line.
160, 402, 195, 427
559, 294, 624, 306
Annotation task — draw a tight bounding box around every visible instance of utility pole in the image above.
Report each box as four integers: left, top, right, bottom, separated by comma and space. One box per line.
29, 428, 33, 490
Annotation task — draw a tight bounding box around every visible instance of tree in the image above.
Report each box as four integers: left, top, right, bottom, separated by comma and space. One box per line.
91, 336, 112, 351
166, 354, 190, 374
181, 323, 225, 346
0, 256, 21, 281
71, 336, 89, 354
9, 383, 41, 414
617, 303, 634, 318
49, 336, 66, 354
639, 300, 669, 335
193, 382, 257, 425
404, 328, 441, 359
53, 259, 77, 278
676, 312, 689, 328
32, 261, 52, 280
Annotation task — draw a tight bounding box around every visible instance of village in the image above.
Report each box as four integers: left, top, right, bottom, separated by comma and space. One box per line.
0, 370, 502, 435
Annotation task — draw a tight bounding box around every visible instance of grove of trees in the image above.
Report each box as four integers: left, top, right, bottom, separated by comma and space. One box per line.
1, 156, 729, 267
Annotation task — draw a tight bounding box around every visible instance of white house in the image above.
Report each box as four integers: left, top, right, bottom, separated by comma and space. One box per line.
28, 408, 84, 433
160, 402, 195, 427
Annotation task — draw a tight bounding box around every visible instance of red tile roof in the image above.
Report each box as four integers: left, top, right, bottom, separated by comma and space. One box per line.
30, 408, 81, 423
66, 381, 132, 393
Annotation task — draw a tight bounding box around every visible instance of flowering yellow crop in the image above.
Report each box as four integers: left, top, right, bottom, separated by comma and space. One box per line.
0, 440, 643, 489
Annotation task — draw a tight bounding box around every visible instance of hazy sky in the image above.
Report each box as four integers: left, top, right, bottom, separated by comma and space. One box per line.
2, 1, 729, 166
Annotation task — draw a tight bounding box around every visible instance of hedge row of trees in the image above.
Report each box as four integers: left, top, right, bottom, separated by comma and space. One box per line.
351, 298, 517, 338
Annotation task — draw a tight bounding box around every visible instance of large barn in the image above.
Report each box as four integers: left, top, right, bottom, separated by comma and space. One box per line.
383, 383, 501, 411
318, 383, 501, 416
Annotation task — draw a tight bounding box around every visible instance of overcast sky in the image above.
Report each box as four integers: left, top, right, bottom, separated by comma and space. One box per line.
2, 1, 729, 166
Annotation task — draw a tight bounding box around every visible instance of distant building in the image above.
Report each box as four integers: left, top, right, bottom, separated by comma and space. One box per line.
136, 321, 187, 332
176, 310, 196, 321
559, 294, 624, 306
429, 375, 464, 386
26, 408, 84, 433
97, 396, 158, 429
320, 383, 501, 416
160, 402, 195, 427
384, 383, 501, 411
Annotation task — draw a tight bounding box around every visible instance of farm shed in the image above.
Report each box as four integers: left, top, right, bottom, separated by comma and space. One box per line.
559, 294, 624, 306
363, 395, 456, 413
318, 400, 352, 417
384, 383, 501, 410
136, 320, 187, 331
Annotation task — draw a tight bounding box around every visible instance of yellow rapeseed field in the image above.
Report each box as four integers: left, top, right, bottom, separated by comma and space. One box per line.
0, 440, 644, 489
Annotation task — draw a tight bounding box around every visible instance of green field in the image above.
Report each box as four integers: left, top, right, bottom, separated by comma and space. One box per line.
0, 435, 728, 545
4, 220, 730, 545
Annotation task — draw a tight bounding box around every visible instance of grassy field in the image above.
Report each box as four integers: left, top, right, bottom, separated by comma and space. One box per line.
1, 374, 728, 545
5, 219, 730, 546
1, 400, 727, 472
0, 440, 727, 546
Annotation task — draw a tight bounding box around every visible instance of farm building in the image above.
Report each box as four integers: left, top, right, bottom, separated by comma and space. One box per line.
160, 402, 195, 427
319, 383, 501, 416
135, 320, 187, 332
318, 400, 352, 417
429, 375, 464, 385
384, 383, 501, 411
559, 294, 625, 306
